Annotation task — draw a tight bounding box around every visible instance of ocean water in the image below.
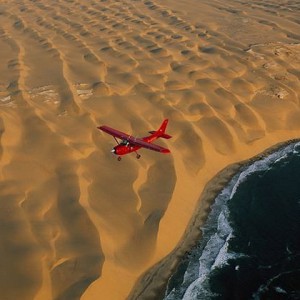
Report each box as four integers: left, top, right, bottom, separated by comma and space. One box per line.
164, 142, 300, 300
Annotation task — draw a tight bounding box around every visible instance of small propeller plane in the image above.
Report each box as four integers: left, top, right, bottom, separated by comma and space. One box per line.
97, 119, 171, 161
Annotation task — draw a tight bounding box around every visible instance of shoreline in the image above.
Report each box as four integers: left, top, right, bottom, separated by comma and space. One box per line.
127, 139, 300, 300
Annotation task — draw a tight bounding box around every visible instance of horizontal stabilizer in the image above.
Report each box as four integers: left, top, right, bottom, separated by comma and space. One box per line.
160, 133, 172, 139
149, 131, 172, 139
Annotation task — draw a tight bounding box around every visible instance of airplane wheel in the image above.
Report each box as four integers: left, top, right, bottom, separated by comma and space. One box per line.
136, 154, 141, 159
118, 157, 122, 161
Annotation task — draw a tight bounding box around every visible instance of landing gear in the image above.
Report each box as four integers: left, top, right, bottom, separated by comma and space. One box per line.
117, 156, 122, 161
135, 152, 141, 159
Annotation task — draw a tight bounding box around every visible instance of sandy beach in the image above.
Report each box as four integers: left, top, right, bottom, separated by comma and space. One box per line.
0, 0, 300, 299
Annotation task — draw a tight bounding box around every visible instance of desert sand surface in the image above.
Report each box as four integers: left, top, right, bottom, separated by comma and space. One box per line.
0, 0, 300, 299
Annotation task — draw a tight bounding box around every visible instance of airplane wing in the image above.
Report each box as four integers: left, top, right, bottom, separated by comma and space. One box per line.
130, 138, 170, 153
97, 126, 131, 140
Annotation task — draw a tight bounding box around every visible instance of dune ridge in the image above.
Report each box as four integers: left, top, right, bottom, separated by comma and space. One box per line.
0, 0, 300, 299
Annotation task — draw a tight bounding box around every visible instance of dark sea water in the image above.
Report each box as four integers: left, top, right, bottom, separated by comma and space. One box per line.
164, 142, 300, 300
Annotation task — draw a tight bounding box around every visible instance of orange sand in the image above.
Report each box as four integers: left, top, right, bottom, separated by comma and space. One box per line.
0, 0, 300, 299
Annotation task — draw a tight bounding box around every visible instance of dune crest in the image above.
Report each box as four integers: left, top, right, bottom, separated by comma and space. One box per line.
1, 0, 300, 299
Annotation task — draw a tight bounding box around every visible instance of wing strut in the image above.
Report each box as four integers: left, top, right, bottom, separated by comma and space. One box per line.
113, 136, 119, 145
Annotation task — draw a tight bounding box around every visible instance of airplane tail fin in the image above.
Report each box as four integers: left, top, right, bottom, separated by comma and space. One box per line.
149, 119, 172, 139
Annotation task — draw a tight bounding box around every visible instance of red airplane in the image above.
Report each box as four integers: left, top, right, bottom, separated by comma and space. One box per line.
97, 119, 171, 161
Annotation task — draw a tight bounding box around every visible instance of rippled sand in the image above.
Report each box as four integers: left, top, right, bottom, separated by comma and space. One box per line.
0, 0, 300, 299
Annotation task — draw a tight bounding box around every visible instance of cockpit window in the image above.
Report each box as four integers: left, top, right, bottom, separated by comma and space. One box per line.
120, 140, 129, 146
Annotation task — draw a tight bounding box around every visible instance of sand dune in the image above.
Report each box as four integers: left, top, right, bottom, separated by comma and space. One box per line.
0, 0, 300, 299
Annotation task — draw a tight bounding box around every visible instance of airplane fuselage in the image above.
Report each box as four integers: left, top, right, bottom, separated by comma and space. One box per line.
112, 134, 157, 156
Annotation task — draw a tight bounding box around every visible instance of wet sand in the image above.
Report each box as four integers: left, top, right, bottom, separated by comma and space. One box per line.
0, 0, 300, 299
